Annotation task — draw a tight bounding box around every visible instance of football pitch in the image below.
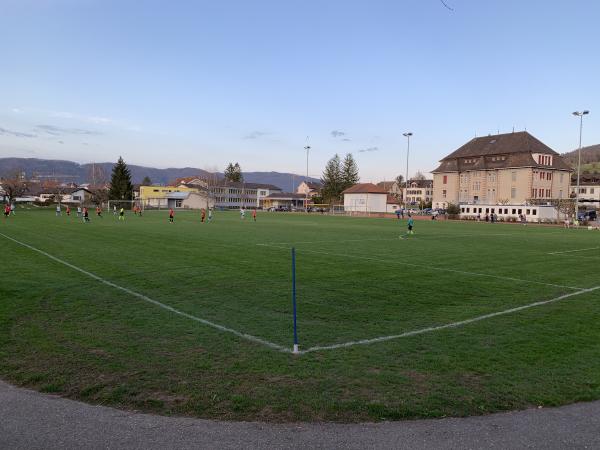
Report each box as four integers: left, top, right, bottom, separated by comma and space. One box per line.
1, 208, 600, 421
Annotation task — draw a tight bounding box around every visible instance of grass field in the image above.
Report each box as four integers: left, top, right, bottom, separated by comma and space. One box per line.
1, 207, 600, 422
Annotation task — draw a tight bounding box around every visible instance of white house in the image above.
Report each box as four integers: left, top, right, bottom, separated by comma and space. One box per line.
342, 183, 388, 213
571, 173, 600, 209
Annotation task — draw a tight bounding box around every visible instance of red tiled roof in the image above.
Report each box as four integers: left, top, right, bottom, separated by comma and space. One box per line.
342, 183, 388, 194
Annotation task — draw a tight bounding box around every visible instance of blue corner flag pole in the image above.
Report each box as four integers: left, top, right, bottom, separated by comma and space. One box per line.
292, 247, 299, 354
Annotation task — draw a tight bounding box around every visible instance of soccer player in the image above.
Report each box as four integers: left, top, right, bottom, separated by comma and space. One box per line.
77, 206, 81, 217
169, 208, 174, 223
119, 207, 125, 221
83, 206, 90, 223
66, 205, 71, 216
252, 209, 257, 222
4, 204, 10, 218
56, 204, 61, 216
208, 208, 213, 222
113, 205, 117, 216
201, 208, 206, 223
96, 206, 103, 218
406, 214, 414, 236
240, 208, 245, 220
10, 203, 15, 215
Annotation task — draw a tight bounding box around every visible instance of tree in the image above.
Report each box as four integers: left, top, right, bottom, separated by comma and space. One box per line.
446, 203, 460, 215
141, 176, 152, 186
224, 162, 243, 182
87, 164, 107, 187
1, 170, 28, 202
413, 171, 426, 180
90, 188, 109, 206
321, 154, 343, 203
108, 157, 133, 207
341, 153, 359, 191
395, 174, 404, 186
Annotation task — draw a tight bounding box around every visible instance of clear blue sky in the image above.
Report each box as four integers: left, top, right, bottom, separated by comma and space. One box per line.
0, 0, 598, 182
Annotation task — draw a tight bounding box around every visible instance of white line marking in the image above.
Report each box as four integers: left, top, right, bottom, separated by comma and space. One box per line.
299, 285, 600, 354
547, 247, 600, 255
257, 243, 582, 290
261, 233, 521, 246
0, 232, 291, 354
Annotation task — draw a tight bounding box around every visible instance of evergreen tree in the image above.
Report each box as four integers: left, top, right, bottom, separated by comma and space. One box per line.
341, 153, 359, 190
141, 176, 152, 186
224, 162, 243, 182
321, 154, 342, 203
108, 156, 133, 207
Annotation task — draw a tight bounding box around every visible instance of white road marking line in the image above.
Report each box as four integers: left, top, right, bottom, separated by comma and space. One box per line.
547, 247, 600, 255
299, 285, 600, 354
257, 243, 583, 290
0, 232, 291, 354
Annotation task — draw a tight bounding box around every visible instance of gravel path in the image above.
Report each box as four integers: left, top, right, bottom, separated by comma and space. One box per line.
1, 379, 599, 449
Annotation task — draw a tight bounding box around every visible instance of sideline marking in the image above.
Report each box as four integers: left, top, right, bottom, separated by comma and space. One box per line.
299, 285, 600, 354
258, 243, 582, 290
547, 247, 600, 255
0, 232, 291, 354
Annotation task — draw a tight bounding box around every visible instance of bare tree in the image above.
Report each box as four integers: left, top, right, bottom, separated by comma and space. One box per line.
87, 164, 108, 188
413, 171, 426, 180
1, 170, 28, 202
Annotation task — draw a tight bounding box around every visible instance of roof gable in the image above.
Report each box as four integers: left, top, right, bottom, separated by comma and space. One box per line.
342, 183, 388, 194
442, 132, 558, 161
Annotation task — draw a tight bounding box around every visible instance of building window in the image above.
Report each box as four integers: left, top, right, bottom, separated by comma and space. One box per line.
443, 175, 447, 184
560, 173, 564, 183
526, 209, 530, 215
518, 209, 522, 214
532, 209, 537, 215
590, 188, 595, 194
175, 200, 182, 207
512, 209, 516, 214
559, 190, 563, 198
442, 189, 447, 198
511, 171, 517, 182
511, 187, 516, 199
485, 208, 489, 213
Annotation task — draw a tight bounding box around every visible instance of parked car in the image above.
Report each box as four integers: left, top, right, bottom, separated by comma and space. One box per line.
578, 210, 597, 221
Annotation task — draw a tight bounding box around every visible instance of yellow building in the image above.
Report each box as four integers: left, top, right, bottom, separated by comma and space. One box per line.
139, 185, 201, 208
432, 132, 572, 209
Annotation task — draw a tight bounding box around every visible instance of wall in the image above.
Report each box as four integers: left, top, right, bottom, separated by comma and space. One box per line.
344, 193, 387, 212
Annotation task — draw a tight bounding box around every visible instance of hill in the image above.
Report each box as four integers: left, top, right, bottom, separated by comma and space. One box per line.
0, 157, 320, 190
561, 144, 600, 172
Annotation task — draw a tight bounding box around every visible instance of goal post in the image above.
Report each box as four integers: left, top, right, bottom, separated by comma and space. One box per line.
107, 199, 143, 212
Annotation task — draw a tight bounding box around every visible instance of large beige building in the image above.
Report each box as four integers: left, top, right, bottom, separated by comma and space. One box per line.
432, 132, 572, 209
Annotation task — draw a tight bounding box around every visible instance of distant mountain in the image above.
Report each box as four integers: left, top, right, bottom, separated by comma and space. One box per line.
561, 144, 600, 171
0, 157, 320, 191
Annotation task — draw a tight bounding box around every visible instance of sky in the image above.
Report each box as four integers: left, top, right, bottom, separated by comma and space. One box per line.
0, 0, 599, 182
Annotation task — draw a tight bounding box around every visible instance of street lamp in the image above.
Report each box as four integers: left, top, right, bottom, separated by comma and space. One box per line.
572, 110, 589, 220
304, 144, 311, 213
403, 132, 413, 207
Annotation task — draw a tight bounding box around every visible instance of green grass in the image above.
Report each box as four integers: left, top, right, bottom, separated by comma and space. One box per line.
1, 207, 600, 422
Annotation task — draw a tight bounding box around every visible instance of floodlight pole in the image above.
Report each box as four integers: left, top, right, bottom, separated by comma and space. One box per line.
403, 132, 413, 208
304, 145, 311, 213
572, 110, 589, 220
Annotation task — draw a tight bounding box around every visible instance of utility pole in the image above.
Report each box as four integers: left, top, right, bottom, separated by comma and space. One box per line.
304, 144, 311, 212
